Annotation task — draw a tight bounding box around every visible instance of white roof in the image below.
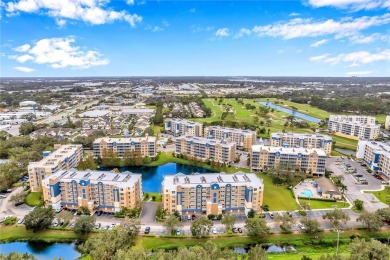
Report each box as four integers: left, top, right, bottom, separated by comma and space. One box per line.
252, 145, 327, 156
271, 132, 332, 141
205, 126, 256, 135
79, 110, 110, 117
94, 136, 156, 144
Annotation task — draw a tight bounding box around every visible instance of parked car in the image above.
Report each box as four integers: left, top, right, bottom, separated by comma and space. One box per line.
381, 181, 389, 185
95, 223, 101, 229
191, 214, 196, 220
187, 215, 191, 220
108, 223, 116, 230
237, 228, 243, 233
232, 227, 237, 233
212, 227, 217, 234
17, 218, 25, 224
55, 207, 63, 213
69, 223, 75, 228
96, 210, 103, 216
176, 229, 181, 235
287, 212, 293, 217
0, 195, 7, 199
298, 223, 306, 230
104, 225, 110, 230
269, 213, 274, 219
144, 227, 151, 234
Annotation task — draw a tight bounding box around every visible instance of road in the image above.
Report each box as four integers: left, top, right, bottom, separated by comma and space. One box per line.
0, 187, 34, 219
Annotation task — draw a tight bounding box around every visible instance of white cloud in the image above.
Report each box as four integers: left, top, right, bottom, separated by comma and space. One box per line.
310, 39, 328, 47
346, 70, 373, 76
251, 14, 390, 39
162, 20, 169, 27
126, 0, 135, 5
215, 28, 229, 37
14, 44, 30, 52
307, 0, 390, 11
310, 49, 390, 66
234, 28, 251, 39
289, 12, 300, 16
11, 37, 109, 69
6, 0, 142, 26
146, 25, 163, 32
191, 25, 214, 33
14, 66, 34, 73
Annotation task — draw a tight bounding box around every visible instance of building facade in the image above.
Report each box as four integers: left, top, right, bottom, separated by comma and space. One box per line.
28, 144, 83, 192
204, 126, 256, 151
270, 132, 332, 155
356, 141, 390, 184
328, 115, 380, 140
251, 145, 326, 176
162, 172, 263, 216
175, 136, 236, 164
93, 136, 156, 158
164, 118, 203, 137
42, 169, 142, 212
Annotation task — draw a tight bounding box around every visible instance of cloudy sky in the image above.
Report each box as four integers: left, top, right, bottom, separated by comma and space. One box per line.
1, 0, 389, 77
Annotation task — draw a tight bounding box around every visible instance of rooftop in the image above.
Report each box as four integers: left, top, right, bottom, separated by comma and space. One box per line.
271, 132, 332, 141
29, 144, 82, 168
94, 136, 156, 144
251, 145, 327, 156
359, 141, 390, 156
205, 125, 256, 135
177, 135, 236, 147
165, 118, 203, 125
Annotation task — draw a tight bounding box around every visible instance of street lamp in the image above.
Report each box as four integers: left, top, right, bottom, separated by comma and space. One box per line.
335, 229, 343, 255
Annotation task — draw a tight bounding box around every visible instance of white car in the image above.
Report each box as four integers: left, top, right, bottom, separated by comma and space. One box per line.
212, 227, 217, 234
176, 229, 181, 235
298, 223, 306, 230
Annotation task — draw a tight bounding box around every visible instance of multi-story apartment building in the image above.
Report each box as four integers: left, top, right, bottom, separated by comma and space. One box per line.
251, 145, 326, 176
162, 172, 264, 216
93, 136, 156, 158
28, 144, 83, 192
164, 118, 203, 137
270, 132, 332, 156
42, 169, 142, 212
356, 141, 390, 184
328, 115, 380, 140
204, 126, 256, 151
175, 136, 236, 164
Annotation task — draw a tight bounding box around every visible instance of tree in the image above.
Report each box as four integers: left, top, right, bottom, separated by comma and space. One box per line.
247, 208, 255, 218
275, 214, 296, 231
163, 214, 182, 235
73, 215, 96, 235
77, 206, 90, 215
300, 217, 321, 234
9, 191, 27, 205
116, 218, 141, 244
376, 208, 390, 222
301, 201, 311, 211
0, 252, 36, 260
247, 244, 267, 260
142, 156, 152, 164
190, 216, 213, 238
245, 218, 270, 237
356, 211, 384, 231
173, 210, 181, 219
353, 199, 364, 211
349, 238, 390, 260
77, 155, 97, 170
56, 210, 73, 226
221, 214, 237, 232
322, 209, 350, 228
24, 207, 55, 232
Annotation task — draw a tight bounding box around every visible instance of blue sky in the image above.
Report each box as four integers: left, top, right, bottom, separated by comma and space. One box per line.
1, 0, 389, 77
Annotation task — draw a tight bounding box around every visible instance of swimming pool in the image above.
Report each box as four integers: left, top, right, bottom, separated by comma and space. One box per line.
300, 189, 314, 197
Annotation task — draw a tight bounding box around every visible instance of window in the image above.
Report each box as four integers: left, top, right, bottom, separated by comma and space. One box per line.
82, 188, 86, 199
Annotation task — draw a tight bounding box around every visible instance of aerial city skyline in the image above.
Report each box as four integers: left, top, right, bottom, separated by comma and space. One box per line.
1, 0, 390, 77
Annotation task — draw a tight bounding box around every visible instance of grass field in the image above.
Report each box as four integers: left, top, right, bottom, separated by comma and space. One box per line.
144, 192, 162, 202
298, 199, 349, 209
375, 114, 387, 124
365, 187, 390, 206
0, 226, 84, 242
329, 134, 358, 151
25, 192, 42, 207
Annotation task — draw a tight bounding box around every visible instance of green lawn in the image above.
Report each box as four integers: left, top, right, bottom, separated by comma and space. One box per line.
257, 173, 299, 211
375, 114, 387, 124
365, 187, 390, 206
144, 192, 162, 202
298, 199, 349, 209
0, 226, 85, 242
324, 133, 358, 151
25, 192, 43, 206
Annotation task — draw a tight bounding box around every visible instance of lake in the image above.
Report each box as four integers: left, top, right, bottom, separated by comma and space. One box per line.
0, 242, 80, 260
259, 101, 321, 123
99, 163, 215, 193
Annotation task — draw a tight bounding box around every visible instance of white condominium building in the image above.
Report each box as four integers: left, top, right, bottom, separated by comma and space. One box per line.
93, 136, 156, 158
251, 145, 326, 176
270, 132, 332, 156
162, 172, 264, 216
42, 169, 142, 212
356, 141, 390, 184
164, 118, 203, 137
175, 136, 236, 164
204, 126, 256, 151
28, 144, 83, 192
328, 115, 380, 140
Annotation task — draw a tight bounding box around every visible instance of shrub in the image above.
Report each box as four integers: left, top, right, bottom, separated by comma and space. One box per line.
298, 210, 307, 216
3, 217, 17, 225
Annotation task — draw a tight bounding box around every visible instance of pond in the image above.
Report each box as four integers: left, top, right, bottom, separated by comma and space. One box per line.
334, 148, 356, 156
0, 242, 80, 260
259, 101, 321, 123
99, 163, 215, 193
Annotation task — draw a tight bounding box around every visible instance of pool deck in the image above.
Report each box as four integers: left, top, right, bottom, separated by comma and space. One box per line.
293, 179, 334, 207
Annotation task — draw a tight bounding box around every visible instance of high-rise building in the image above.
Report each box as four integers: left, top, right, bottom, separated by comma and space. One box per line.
328, 115, 380, 140
251, 145, 326, 176
93, 136, 156, 158
28, 144, 83, 192
356, 141, 390, 184
270, 132, 332, 155
164, 118, 203, 137
162, 172, 264, 216
175, 136, 236, 164
204, 126, 256, 151
42, 169, 142, 212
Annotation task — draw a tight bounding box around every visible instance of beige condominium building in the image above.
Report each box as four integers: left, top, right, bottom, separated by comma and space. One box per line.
175, 136, 236, 164
270, 132, 332, 156
42, 169, 142, 212
356, 141, 390, 184
28, 144, 83, 192
328, 115, 380, 140
164, 118, 203, 137
93, 136, 156, 158
251, 145, 326, 176
204, 126, 256, 151
162, 172, 264, 216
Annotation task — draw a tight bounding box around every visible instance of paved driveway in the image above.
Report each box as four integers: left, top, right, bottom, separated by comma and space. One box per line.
326, 157, 388, 212
139, 201, 158, 225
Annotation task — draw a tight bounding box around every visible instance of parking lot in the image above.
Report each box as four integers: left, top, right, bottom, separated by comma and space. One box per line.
326, 157, 388, 212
